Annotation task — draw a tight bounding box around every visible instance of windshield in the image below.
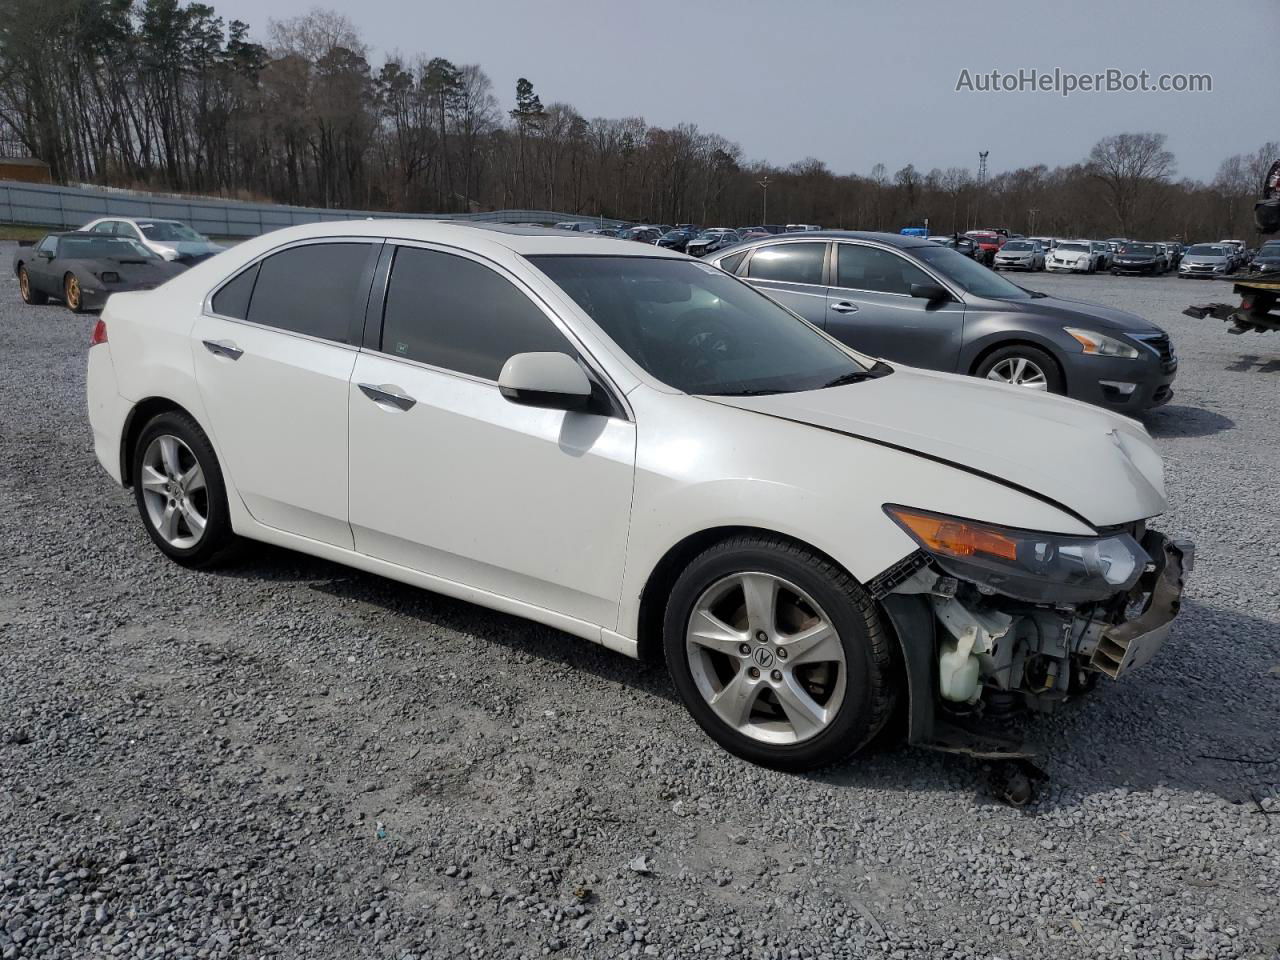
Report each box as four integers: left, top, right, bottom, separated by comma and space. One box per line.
1121, 243, 1158, 255
529, 255, 869, 395
138, 221, 203, 242
1186, 244, 1225, 256
911, 245, 1031, 300
1002, 241, 1034, 251
58, 236, 158, 260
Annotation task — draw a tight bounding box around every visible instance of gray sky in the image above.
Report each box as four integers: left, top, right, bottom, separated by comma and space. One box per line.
214, 0, 1279, 183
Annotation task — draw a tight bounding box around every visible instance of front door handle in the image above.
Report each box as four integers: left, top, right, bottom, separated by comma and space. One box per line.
358, 382, 416, 412
830, 301, 859, 314
202, 339, 244, 360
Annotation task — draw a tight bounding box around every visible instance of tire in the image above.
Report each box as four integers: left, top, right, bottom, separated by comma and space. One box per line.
131, 410, 237, 568
662, 535, 895, 772
18, 265, 47, 305
974, 343, 1065, 394
64, 273, 84, 313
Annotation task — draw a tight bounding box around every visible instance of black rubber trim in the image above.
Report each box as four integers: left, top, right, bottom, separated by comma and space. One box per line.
705, 399, 1097, 531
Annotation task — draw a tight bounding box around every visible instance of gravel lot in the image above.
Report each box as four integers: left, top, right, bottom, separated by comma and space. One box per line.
1, 247, 1277, 960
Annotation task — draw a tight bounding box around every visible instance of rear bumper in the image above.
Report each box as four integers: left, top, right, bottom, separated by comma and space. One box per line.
86, 345, 129, 485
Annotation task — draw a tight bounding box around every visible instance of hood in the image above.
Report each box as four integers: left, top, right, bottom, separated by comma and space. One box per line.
81, 258, 185, 285
1182, 255, 1227, 265
161, 240, 223, 256
706, 366, 1166, 529
1007, 292, 1162, 334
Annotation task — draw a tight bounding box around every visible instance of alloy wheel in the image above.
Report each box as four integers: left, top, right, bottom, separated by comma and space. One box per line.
19, 268, 31, 302
685, 572, 847, 745
985, 356, 1049, 390
139, 434, 209, 549
65, 275, 81, 310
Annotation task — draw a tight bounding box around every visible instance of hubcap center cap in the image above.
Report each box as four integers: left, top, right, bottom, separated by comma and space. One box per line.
753, 647, 775, 668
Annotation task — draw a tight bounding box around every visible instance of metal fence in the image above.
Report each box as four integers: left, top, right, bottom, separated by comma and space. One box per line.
0, 180, 623, 237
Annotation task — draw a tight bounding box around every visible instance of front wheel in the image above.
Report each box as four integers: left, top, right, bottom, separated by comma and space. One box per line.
975, 344, 1065, 394
132, 411, 237, 567
663, 536, 895, 771
64, 273, 84, 313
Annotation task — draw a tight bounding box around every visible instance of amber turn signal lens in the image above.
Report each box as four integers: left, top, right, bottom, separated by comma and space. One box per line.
885, 507, 1020, 562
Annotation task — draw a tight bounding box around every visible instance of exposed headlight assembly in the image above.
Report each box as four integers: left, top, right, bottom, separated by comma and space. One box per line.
885, 506, 1149, 603
1064, 327, 1140, 358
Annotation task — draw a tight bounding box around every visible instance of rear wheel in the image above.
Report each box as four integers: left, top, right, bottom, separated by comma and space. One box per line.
663, 536, 894, 771
64, 273, 83, 313
131, 411, 237, 567
18, 266, 47, 305
975, 344, 1064, 394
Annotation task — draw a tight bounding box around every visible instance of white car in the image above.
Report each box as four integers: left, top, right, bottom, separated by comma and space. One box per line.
1046, 240, 1101, 273
81, 217, 226, 264
86, 221, 1192, 771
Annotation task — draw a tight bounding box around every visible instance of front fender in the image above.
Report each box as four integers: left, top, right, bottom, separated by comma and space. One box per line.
616, 391, 1093, 641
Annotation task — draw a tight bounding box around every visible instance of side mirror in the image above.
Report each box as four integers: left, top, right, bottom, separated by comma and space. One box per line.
909, 282, 949, 302
498, 352, 593, 412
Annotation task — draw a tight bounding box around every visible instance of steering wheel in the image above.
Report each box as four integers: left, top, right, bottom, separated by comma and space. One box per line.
673, 309, 735, 375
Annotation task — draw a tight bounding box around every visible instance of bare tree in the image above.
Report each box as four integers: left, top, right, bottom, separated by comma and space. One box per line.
1087, 132, 1176, 236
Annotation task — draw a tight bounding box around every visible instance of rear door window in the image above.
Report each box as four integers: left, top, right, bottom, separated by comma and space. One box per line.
245, 242, 376, 343
745, 242, 826, 285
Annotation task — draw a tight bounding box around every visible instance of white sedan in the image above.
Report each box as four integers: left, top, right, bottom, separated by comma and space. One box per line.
80, 217, 226, 264
86, 222, 1191, 771
1046, 240, 1101, 273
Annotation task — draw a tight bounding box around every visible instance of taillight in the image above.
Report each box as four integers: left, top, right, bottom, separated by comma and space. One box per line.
90, 318, 108, 346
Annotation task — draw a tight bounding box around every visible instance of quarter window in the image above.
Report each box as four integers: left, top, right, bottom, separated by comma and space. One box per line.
380, 246, 575, 380
746, 242, 826, 285
245, 242, 375, 343
836, 244, 932, 296
211, 263, 260, 320
718, 250, 747, 275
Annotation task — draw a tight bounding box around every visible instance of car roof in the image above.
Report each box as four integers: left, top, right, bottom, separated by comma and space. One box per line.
758, 230, 935, 249
204, 219, 691, 260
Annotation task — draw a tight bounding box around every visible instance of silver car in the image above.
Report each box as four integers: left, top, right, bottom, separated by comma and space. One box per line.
1177, 244, 1234, 278
992, 239, 1046, 271
81, 217, 225, 265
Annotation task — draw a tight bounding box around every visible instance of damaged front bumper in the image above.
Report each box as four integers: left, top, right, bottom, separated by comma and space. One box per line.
875, 530, 1194, 755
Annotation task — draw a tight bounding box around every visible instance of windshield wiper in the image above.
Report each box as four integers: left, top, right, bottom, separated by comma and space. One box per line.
821, 361, 892, 389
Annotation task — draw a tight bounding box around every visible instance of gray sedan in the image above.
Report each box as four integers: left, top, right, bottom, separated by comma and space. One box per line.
708, 231, 1176, 411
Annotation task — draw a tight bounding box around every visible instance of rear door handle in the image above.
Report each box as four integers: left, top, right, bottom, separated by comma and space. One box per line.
830, 301, 859, 314
202, 339, 243, 360
358, 382, 416, 412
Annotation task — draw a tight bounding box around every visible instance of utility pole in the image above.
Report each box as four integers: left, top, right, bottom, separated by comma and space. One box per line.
1028, 207, 1039, 235
757, 176, 772, 224
977, 151, 989, 225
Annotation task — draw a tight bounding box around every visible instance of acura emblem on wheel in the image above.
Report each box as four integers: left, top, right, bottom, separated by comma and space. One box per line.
753, 647, 775, 668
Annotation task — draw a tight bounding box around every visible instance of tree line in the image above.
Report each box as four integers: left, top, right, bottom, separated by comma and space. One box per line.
0, 0, 1275, 241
